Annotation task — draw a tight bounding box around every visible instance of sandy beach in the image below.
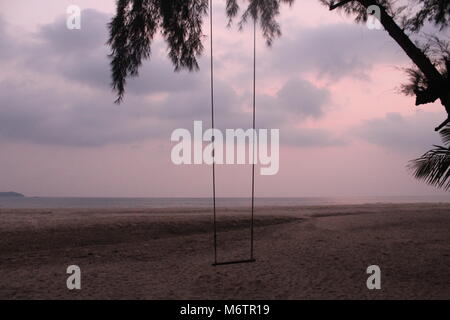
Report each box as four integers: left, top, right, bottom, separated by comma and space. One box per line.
0, 203, 449, 299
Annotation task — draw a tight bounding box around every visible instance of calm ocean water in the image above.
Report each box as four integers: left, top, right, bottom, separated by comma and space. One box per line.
0, 196, 450, 209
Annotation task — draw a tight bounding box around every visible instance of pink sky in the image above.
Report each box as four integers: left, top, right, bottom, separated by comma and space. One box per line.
0, 0, 448, 197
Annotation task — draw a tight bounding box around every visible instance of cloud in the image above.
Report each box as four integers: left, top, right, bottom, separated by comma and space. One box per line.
277, 78, 330, 119
0, 17, 15, 59
0, 73, 342, 147
10, 9, 201, 95
39, 9, 108, 53
281, 126, 346, 147
0, 79, 166, 146
268, 23, 405, 79
0, 9, 343, 148
355, 111, 445, 152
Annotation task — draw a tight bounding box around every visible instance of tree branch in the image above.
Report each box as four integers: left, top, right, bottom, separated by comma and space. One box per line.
329, 0, 450, 130
329, 0, 353, 10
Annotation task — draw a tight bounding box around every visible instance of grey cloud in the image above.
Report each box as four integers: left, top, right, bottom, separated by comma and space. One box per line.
281, 127, 346, 147
9, 10, 201, 96
0, 16, 16, 59
0, 74, 244, 146
355, 112, 445, 152
277, 78, 330, 119
156, 77, 334, 135
249, 78, 331, 133
155, 80, 239, 122
0, 79, 167, 146
38, 9, 108, 53
0, 72, 343, 147
53, 49, 201, 95
0, 10, 343, 148
268, 23, 405, 79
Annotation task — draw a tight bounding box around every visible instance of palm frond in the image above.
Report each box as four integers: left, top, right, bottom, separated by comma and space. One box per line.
440, 124, 450, 145
409, 144, 450, 191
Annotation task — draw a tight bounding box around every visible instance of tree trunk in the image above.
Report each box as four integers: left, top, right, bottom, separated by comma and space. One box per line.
358, 0, 448, 114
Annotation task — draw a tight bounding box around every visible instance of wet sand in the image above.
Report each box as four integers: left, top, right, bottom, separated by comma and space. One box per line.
0, 203, 449, 299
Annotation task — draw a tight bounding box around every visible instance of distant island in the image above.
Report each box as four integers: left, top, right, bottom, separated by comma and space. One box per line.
0, 192, 25, 197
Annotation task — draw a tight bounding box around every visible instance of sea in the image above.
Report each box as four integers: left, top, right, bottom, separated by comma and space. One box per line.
0, 195, 450, 209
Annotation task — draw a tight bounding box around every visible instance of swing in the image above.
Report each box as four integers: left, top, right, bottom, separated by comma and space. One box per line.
209, 0, 257, 266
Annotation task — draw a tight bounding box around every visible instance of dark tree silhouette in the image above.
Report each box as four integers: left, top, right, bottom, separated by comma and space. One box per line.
108, 0, 293, 103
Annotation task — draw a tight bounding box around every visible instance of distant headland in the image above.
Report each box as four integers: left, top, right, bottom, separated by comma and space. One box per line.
0, 192, 25, 197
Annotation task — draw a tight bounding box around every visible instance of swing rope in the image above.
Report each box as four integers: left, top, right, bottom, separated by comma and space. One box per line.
210, 0, 257, 265
250, 17, 256, 261
209, 0, 218, 265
